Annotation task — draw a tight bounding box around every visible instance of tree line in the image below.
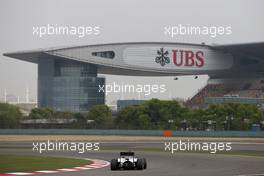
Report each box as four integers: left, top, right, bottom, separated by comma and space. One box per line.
115, 99, 263, 130
0, 99, 263, 130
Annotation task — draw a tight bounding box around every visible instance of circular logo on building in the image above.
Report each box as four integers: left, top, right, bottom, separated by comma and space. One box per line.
155, 48, 170, 66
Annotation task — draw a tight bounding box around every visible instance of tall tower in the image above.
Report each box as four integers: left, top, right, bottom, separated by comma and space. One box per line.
4, 89, 7, 103
26, 87, 30, 103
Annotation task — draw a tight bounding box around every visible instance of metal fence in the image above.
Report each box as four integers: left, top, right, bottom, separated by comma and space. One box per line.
0, 129, 264, 137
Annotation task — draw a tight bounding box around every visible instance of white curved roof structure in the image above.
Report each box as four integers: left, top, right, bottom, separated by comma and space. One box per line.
3, 42, 264, 78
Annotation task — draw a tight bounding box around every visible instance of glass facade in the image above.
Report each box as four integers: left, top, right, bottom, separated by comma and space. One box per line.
38, 54, 105, 112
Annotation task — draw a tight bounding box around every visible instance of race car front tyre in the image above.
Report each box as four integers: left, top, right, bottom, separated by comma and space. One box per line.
110, 159, 118, 170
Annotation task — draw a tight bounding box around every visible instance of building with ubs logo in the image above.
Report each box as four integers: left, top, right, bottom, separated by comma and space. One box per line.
3, 42, 264, 112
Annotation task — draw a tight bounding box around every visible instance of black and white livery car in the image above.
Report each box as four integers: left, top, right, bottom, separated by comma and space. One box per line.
110, 152, 147, 170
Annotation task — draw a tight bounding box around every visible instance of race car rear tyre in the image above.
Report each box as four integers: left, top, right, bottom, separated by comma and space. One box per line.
110, 159, 118, 170
136, 158, 144, 170
143, 158, 147, 169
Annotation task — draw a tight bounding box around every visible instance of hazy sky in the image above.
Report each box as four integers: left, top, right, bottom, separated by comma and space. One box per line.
0, 0, 264, 104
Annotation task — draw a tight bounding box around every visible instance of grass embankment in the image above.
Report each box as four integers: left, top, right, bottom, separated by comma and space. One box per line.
0, 155, 92, 173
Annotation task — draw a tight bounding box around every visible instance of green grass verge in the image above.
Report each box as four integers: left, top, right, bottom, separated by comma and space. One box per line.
0, 155, 92, 173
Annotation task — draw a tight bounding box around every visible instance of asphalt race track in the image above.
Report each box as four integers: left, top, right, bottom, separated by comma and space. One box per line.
1, 141, 264, 176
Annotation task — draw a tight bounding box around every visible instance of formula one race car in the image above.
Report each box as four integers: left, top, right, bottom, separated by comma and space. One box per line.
110, 152, 147, 170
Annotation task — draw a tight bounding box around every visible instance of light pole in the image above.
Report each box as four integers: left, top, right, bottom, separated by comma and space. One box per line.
168, 119, 174, 130
226, 115, 234, 131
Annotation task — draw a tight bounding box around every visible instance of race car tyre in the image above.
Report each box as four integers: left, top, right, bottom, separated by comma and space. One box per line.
136, 158, 144, 170
110, 159, 118, 170
143, 158, 147, 169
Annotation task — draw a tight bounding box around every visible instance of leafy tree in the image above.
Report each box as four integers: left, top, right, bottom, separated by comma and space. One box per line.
144, 99, 162, 124
29, 108, 54, 119
87, 105, 112, 128
0, 103, 22, 128
138, 114, 151, 129
116, 106, 138, 129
